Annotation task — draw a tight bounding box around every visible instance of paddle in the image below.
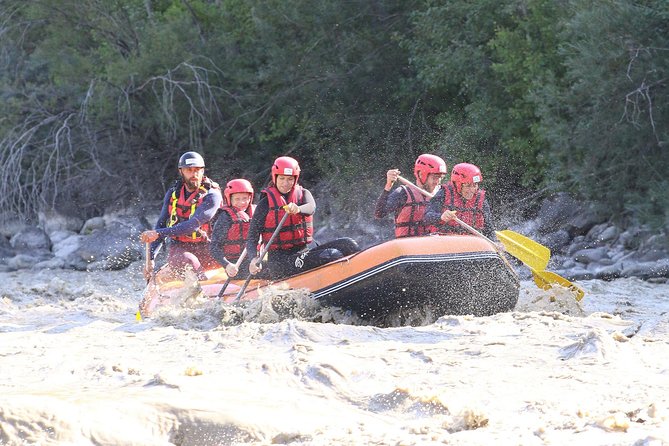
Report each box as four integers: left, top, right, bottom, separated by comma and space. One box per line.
398, 176, 435, 198
215, 248, 248, 298
233, 210, 291, 302
136, 242, 153, 321
495, 229, 550, 271
137, 242, 163, 320
532, 270, 585, 302
452, 217, 518, 279
397, 176, 584, 300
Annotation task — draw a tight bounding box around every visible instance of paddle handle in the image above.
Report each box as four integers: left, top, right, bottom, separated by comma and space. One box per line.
234, 211, 291, 302
216, 248, 248, 298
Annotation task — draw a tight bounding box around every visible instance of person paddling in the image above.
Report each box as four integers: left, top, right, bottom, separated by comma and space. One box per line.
374, 154, 447, 237
140, 151, 223, 281
210, 179, 255, 278
423, 162, 497, 239
245, 156, 360, 280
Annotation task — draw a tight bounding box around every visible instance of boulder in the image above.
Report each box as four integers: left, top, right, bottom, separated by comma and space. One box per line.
68, 222, 143, 270
9, 227, 51, 251
534, 193, 585, 234
80, 216, 106, 235
38, 209, 84, 234
53, 234, 85, 259
573, 247, 610, 264
0, 235, 15, 261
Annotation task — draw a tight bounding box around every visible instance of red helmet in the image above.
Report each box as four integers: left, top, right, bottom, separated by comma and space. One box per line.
451, 163, 482, 193
271, 156, 301, 185
414, 154, 447, 184
224, 179, 254, 208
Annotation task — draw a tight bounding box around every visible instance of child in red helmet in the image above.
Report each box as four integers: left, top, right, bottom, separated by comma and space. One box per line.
245, 156, 360, 280
374, 153, 447, 238
424, 162, 497, 239
210, 179, 256, 278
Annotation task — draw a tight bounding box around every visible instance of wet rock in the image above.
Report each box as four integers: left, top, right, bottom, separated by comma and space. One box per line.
38, 210, 84, 234
535, 193, 585, 234
53, 234, 84, 259
567, 204, 608, 236
591, 262, 623, 280
9, 227, 51, 251
70, 223, 143, 270
539, 229, 571, 253
6, 253, 50, 270
597, 225, 620, 243
573, 247, 610, 264
34, 257, 66, 270
0, 236, 15, 261
621, 259, 669, 279
80, 216, 106, 235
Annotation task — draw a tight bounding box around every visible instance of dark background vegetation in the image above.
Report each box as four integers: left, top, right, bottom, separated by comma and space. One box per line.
1, 0, 667, 231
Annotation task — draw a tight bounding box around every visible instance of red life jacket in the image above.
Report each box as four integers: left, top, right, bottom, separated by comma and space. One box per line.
440, 183, 486, 232
218, 205, 253, 260
394, 185, 433, 238
167, 177, 220, 243
261, 185, 313, 251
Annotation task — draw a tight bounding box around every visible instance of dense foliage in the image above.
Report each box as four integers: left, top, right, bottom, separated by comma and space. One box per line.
1, 0, 667, 228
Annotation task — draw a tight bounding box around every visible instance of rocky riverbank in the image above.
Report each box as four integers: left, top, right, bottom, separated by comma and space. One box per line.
1, 193, 668, 283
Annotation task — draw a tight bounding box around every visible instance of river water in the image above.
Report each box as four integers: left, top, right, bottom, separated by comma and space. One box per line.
1, 263, 668, 445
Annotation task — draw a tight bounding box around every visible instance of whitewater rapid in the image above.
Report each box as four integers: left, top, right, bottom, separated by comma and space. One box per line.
1, 263, 668, 445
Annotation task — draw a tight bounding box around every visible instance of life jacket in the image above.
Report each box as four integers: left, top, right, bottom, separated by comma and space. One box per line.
439, 183, 486, 233
261, 185, 313, 251
167, 176, 220, 243
218, 205, 254, 260
394, 185, 434, 238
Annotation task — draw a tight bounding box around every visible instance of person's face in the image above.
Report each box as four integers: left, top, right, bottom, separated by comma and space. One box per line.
180, 167, 204, 191
276, 175, 296, 194
460, 182, 479, 200
423, 173, 446, 193
231, 192, 252, 211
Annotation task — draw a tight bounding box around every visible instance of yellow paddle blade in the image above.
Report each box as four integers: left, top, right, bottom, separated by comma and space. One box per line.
532, 269, 585, 301
496, 230, 550, 271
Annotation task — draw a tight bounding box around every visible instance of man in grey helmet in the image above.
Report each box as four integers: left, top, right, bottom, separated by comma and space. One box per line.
140, 151, 223, 281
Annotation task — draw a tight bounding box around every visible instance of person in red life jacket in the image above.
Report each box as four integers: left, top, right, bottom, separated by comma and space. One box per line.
374, 153, 447, 237
140, 151, 223, 281
423, 162, 497, 239
210, 179, 255, 278
245, 156, 360, 280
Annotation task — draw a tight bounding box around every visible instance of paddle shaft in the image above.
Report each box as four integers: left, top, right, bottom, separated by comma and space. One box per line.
397, 176, 434, 198
234, 211, 291, 302
216, 248, 248, 298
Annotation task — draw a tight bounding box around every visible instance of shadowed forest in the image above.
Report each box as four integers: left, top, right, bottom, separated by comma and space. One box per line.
1, 0, 667, 229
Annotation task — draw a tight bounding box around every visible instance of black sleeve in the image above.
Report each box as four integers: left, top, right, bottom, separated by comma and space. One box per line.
374, 189, 390, 219
245, 196, 269, 259
423, 188, 446, 225
482, 200, 497, 240
375, 187, 407, 219
210, 211, 233, 266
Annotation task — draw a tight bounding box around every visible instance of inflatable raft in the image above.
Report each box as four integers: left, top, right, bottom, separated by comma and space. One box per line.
139, 234, 520, 320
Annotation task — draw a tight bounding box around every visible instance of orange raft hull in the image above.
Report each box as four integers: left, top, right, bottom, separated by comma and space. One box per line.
142, 234, 520, 319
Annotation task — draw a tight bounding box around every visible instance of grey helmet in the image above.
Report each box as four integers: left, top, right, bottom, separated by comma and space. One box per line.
178, 151, 205, 168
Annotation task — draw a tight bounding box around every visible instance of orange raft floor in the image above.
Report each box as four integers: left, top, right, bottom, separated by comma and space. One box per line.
141, 234, 520, 319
